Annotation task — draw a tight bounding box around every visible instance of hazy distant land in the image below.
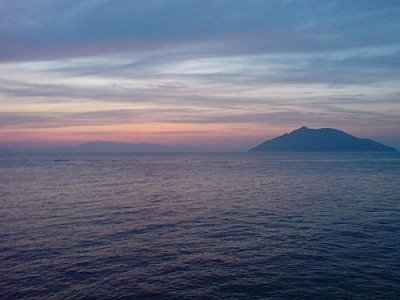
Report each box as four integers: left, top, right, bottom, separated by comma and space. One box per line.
1, 127, 397, 153
0, 142, 196, 154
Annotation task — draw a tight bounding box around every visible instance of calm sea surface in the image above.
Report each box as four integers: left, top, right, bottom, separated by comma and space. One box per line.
1, 152, 399, 299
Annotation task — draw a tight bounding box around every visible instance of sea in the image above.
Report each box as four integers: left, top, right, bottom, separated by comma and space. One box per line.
1, 152, 399, 299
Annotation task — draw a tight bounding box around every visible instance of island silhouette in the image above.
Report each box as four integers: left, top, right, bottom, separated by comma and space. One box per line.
250, 126, 397, 152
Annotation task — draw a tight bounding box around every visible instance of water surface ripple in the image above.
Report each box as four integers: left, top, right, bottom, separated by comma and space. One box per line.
1, 152, 399, 299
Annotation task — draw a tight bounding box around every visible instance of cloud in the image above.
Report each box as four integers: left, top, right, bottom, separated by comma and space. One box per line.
0, 0, 399, 149
1, 1, 399, 61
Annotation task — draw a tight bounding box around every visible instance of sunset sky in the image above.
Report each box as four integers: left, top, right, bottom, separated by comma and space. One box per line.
1, 0, 399, 151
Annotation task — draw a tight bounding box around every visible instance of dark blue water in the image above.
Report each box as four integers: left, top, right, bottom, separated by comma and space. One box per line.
1, 152, 399, 299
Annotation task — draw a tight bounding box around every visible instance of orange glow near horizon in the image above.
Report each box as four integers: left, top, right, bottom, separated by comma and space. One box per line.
2, 116, 400, 151
2, 121, 399, 150
0, 122, 288, 149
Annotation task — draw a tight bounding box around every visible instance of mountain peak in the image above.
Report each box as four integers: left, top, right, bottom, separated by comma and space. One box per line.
250, 127, 396, 152
298, 126, 309, 130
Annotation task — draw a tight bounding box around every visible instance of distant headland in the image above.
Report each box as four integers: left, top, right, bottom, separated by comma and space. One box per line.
250, 126, 397, 152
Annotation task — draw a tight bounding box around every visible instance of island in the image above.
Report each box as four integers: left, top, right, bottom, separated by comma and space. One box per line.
249, 126, 397, 152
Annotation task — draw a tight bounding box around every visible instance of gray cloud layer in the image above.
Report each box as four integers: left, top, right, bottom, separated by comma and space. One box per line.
1, 0, 399, 61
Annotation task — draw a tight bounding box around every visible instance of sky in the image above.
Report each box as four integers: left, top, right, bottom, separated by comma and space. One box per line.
0, 0, 399, 151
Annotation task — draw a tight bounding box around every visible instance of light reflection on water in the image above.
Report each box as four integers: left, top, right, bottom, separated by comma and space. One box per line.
1, 152, 400, 299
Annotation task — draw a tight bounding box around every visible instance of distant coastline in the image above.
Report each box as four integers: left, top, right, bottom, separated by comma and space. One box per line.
1, 127, 397, 153
0, 142, 197, 154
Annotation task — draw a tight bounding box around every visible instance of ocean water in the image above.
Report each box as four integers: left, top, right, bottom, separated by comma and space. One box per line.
1, 152, 399, 299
